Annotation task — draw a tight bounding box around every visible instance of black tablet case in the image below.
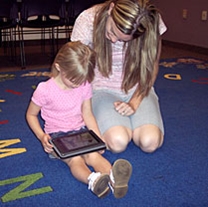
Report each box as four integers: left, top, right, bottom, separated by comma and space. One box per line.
50, 130, 106, 158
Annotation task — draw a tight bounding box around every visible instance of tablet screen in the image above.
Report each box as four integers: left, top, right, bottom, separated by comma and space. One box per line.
50, 130, 106, 158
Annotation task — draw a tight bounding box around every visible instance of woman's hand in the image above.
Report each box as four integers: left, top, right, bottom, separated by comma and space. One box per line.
114, 101, 135, 116
40, 134, 54, 153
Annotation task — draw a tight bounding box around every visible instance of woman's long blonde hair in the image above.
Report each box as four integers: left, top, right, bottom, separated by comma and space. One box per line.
93, 0, 160, 96
51, 41, 95, 84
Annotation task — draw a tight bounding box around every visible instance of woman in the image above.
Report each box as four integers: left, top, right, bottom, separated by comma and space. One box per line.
71, 0, 167, 153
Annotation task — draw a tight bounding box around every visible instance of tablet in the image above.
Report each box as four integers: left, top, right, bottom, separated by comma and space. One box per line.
50, 130, 106, 158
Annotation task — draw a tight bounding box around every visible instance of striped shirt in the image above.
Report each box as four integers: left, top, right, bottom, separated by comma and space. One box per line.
71, 5, 167, 95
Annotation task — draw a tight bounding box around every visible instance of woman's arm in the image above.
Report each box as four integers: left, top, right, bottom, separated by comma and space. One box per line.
114, 39, 162, 116
128, 39, 162, 109
151, 38, 162, 86
71, 8, 94, 45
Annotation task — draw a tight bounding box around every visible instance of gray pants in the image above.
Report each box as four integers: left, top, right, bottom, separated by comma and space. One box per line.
92, 88, 164, 135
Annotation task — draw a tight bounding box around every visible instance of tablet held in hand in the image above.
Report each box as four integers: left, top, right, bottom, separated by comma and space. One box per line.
50, 130, 106, 158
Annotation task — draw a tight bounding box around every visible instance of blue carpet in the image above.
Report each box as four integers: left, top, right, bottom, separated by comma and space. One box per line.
0, 58, 208, 207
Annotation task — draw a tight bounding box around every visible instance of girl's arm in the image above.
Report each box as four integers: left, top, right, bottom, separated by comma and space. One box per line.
26, 101, 53, 153
82, 98, 101, 138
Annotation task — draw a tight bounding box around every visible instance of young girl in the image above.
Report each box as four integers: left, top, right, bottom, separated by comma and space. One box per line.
26, 41, 132, 199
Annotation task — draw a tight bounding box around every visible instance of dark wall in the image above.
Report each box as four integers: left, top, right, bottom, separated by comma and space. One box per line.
153, 0, 208, 48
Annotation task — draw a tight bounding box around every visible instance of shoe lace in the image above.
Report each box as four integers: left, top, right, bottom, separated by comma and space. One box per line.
88, 172, 101, 191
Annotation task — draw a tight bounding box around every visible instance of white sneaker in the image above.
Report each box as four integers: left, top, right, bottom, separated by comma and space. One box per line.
110, 159, 132, 198
88, 172, 110, 198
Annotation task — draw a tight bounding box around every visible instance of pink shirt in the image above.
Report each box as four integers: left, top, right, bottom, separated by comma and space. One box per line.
32, 78, 92, 134
71, 5, 167, 95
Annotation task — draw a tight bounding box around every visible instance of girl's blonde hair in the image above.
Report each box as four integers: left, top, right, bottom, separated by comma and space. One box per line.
93, 0, 160, 96
51, 41, 95, 84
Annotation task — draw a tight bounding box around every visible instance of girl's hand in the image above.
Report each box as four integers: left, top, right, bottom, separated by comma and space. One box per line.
114, 101, 135, 116
98, 149, 105, 154
40, 134, 53, 153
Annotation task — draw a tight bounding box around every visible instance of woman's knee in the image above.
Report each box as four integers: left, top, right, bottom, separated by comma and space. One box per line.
103, 126, 132, 153
133, 125, 164, 153
139, 135, 163, 153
